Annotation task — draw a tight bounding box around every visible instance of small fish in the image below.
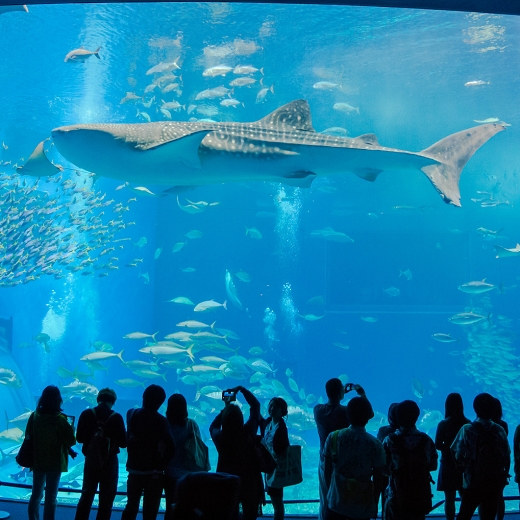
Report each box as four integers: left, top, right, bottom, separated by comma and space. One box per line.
146, 58, 180, 75
412, 376, 424, 399
123, 331, 158, 341
154, 248, 162, 259
229, 77, 256, 87
313, 81, 339, 90
185, 230, 203, 239
203, 65, 233, 77
161, 101, 185, 111
235, 271, 252, 282
233, 65, 263, 75
399, 269, 412, 281
333, 102, 359, 114
246, 227, 262, 239
298, 314, 324, 321
64, 46, 101, 62
432, 333, 457, 343
448, 312, 490, 325
181, 267, 196, 273
220, 98, 244, 108
134, 237, 147, 248
172, 242, 186, 253
249, 347, 264, 356
464, 80, 490, 87
255, 84, 275, 103
333, 342, 349, 350
384, 287, 400, 297
360, 317, 378, 323
115, 378, 145, 388
168, 297, 194, 305
120, 92, 141, 104
139, 272, 150, 284
194, 300, 227, 312
458, 280, 500, 294
136, 109, 151, 122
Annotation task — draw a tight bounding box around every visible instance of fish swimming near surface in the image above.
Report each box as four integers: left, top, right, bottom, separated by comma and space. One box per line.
19, 100, 505, 207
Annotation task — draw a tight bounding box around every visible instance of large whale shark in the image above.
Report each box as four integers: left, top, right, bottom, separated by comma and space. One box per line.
19, 100, 505, 206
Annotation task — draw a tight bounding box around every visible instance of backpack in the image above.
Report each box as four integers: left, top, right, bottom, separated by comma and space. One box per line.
390, 432, 433, 515
87, 408, 115, 469
471, 422, 507, 489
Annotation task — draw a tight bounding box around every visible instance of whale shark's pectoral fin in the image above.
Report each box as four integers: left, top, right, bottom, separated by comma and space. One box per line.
281, 170, 316, 188
256, 100, 315, 132
17, 139, 62, 177
419, 123, 506, 207
353, 168, 383, 182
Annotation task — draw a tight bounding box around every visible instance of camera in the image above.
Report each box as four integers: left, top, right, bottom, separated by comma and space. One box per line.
222, 390, 237, 402
344, 383, 354, 393
64, 414, 76, 427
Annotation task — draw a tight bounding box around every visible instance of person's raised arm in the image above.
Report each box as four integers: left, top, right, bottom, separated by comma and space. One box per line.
228, 386, 260, 416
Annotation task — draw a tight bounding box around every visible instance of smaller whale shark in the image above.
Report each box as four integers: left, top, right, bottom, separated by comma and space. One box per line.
19, 100, 505, 206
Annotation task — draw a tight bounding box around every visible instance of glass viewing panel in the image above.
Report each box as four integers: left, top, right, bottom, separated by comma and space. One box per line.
0, 2, 519, 515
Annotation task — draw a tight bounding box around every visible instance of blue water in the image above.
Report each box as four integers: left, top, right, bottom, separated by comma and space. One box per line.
0, 2, 520, 514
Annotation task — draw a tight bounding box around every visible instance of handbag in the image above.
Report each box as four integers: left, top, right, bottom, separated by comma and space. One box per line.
16, 413, 34, 468
185, 419, 211, 472
266, 445, 303, 488
255, 435, 277, 474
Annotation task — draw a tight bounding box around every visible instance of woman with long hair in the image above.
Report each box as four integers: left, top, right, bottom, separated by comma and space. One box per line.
434, 393, 470, 520
261, 397, 290, 520
164, 393, 207, 520
210, 385, 263, 520
27, 385, 76, 520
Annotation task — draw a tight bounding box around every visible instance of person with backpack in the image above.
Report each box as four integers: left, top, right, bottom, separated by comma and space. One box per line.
434, 393, 470, 520
451, 393, 510, 520
314, 380, 373, 520
74, 387, 127, 520
382, 400, 438, 520
122, 384, 175, 520
323, 396, 386, 520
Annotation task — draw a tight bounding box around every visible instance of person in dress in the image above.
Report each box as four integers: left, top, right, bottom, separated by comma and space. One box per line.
434, 393, 470, 520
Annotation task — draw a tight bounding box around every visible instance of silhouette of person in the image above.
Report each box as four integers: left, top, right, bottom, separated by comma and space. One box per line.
434, 393, 470, 520
210, 385, 263, 520
451, 393, 510, 520
27, 385, 76, 520
75, 387, 127, 520
383, 400, 437, 520
122, 384, 175, 520
489, 397, 508, 520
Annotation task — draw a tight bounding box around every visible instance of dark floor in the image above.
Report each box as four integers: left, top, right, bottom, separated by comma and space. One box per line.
2, 500, 520, 520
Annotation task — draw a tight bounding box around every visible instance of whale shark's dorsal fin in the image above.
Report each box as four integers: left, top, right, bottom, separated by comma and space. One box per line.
256, 100, 315, 132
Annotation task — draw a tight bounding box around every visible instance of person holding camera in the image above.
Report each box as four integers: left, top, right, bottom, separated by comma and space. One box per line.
209, 385, 263, 520
261, 397, 290, 520
314, 380, 373, 520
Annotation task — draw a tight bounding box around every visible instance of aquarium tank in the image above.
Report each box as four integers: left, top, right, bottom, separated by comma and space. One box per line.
0, 0, 519, 515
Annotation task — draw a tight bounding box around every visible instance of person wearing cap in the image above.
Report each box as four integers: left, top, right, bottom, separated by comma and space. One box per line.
74, 387, 127, 520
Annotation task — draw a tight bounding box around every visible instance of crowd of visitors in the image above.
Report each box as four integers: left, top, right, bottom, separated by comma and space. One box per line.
21, 380, 517, 520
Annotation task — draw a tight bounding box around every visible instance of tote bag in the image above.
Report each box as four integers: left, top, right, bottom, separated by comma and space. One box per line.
266, 445, 303, 488
16, 413, 34, 468
185, 419, 211, 472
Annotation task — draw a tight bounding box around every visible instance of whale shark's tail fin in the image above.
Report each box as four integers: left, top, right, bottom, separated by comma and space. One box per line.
420, 123, 506, 207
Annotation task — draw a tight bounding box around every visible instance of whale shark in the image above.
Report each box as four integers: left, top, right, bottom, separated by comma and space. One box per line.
19, 100, 505, 206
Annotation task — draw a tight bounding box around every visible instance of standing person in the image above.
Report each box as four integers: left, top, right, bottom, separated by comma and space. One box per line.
74, 388, 127, 520
121, 384, 175, 520
210, 385, 263, 520
376, 403, 399, 513
314, 379, 372, 520
490, 397, 508, 520
383, 400, 438, 520
261, 397, 290, 520
513, 420, 520, 511
27, 385, 76, 520
164, 393, 209, 520
323, 397, 386, 520
452, 393, 510, 520
434, 393, 470, 520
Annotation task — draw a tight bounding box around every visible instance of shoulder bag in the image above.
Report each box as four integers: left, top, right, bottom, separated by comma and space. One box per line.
266, 444, 303, 488
185, 419, 211, 472
16, 413, 34, 468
